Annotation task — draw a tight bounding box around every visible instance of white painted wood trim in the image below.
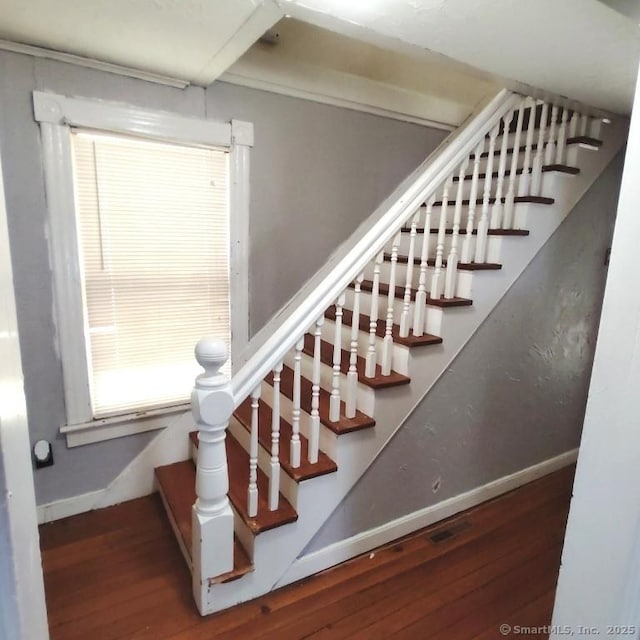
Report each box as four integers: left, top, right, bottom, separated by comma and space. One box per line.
229, 120, 253, 362
276, 448, 579, 589
37, 489, 106, 526
0, 137, 50, 638
231, 89, 519, 403
0, 39, 189, 88
39, 120, 93, 426
219, 70, 456, 131
60, 403, 189, 447
33, 91, 231, 147
33, 91, 251, 431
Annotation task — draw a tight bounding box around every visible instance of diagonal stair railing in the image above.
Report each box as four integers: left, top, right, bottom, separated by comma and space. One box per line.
187, 87, 605, 611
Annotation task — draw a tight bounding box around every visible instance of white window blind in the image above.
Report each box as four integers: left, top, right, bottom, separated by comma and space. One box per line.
71, 130, 230, 419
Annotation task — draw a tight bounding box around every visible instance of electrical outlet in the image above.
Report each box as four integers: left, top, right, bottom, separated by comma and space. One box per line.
33, 440, 54, 468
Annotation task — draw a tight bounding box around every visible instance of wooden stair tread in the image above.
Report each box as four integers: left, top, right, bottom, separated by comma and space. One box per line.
452, 164, 579, 182
432, 195, 554, 206
542, 164, 580, 174
384, 252, 502, 273
154, 460, 253, 584
473, 138, 602, 159
354, 278, 473, 307
190, 431, 298, 534
302, 332, 411, 389
267, 364, 376, 435
226, 432, 298, 534
566, 135, 603, 148
234, 397, 337, 482
325, 305, 443, 348
401, 227, 530, 237
475, 142, 543, 159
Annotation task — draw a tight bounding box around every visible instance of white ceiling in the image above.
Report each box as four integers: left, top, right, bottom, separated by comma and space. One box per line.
0, 0, 638, 114
0, 0, 282, 84
281, 0, 640, 114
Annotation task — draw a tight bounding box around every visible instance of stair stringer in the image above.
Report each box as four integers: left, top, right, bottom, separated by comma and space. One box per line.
197, 117, 627, 615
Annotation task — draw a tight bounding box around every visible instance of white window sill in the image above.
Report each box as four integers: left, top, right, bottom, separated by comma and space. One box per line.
60, 403, 191, 448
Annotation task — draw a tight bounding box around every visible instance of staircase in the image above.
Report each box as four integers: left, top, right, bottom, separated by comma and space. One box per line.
154, 90, 626, 615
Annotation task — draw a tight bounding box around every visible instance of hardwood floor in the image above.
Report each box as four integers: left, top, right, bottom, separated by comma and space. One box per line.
40, 465, 574, 639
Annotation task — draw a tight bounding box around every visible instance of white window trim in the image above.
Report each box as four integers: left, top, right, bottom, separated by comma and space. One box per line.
33, 91, 252, 446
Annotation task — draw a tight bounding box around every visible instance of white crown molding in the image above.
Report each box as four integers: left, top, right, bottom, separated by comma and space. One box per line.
220, 67, 458, 131
0, 39, 189, 89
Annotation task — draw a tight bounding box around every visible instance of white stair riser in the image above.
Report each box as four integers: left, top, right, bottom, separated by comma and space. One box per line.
320, 317, 412, 375
449, 173, 531, 200
409, 203, 491, 228
364, 260, 474, 300
228, 417, 299, 510
396, 231, 484, 258
475, 150, 530, 176
343, 287, 444, 339
259, 379, 340, 461
376, 238, 504, 270
283, 347, 377, 417
473, 138, 599, 177
400, 199, 546, 230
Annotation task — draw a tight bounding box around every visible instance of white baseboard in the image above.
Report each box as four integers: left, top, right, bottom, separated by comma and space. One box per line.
37, 409, 194, 525
37, 489, 105, 525
276, 448, 578, 589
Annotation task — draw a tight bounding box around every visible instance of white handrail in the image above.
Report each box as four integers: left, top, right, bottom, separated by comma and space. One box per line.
230, 89, 521, 406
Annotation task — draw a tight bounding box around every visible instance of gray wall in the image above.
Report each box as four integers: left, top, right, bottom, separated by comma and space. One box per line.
305, 150, 625, 553
0, 50, 444, 505
205, 82, 447, 331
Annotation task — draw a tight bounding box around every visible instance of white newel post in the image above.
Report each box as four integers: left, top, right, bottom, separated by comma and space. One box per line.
191, 338, 235, 611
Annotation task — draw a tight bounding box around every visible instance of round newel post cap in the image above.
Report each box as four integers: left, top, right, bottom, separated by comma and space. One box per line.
195, 338, 228, 378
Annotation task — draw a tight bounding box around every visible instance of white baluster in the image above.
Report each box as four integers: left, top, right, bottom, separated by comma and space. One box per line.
502, 99, 526, 230
268, 362, 282, 511
544, 105, 559, 166
462, 141, 482, 263
518, 97, 536, 196
475, 123, 499, 260
400, 211, 420, 337
381, 233, 400, 376
590, 117, 602, 140
530, 102, 549, 196
445, 158, 469, 298
191, 338, 234, 592
290, 338, 303, 469
365, 252, 383, 378
309, 315, 323, 463
430, 178, 452, 299
346, 275, 363, 418
555, 107, 569, 165
329, 293, 345, 422
568, 111, 579, 139
580, 113, 589, 137
413, 199, 433, 337
491, 108, 516, 229
247, 384, 260, 517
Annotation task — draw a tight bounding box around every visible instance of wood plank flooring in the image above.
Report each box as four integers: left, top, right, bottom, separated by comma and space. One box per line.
40, 465, 574, 639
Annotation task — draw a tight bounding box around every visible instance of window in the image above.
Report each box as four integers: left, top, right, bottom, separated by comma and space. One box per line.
34, 92, 252, 445
71, 131, 230, 418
